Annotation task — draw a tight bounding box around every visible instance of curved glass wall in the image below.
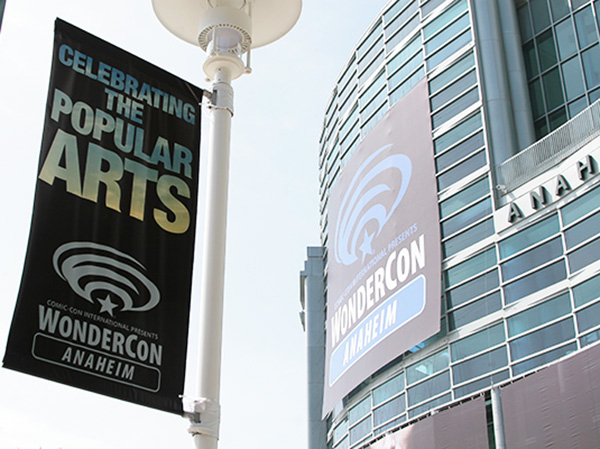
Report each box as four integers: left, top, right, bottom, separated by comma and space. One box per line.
317, 1, 600, 448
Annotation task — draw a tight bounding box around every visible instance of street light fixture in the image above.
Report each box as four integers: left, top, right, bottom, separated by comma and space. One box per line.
151, 1, 301, 448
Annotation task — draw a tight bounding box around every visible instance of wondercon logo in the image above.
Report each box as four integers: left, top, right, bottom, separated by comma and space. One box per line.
53, 242, 160, 316
334, 144, 412, 266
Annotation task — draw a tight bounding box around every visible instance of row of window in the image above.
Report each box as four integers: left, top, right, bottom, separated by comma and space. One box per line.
328, 172, 600, 449
330, 268, 600, 449
518, 0, 600, 138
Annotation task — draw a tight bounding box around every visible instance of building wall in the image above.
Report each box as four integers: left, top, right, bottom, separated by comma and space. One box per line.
305, 1, 600, 448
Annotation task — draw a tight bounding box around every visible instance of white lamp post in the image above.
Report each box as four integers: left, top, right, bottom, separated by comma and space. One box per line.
151, 1, 301, 448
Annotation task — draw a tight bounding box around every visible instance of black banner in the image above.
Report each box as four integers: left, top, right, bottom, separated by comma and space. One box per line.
3, 19, 203, 414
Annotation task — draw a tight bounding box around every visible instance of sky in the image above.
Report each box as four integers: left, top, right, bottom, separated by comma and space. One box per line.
0, 1, 390, 448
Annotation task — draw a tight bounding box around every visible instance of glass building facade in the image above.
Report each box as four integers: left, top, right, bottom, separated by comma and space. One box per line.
301, 1, 600, 448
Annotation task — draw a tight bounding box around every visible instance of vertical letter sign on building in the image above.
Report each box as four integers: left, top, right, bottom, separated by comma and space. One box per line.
324, 81, 441, 415
3, 19, 203, 414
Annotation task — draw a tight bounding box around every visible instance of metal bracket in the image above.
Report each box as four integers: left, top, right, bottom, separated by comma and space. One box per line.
182, 396, 221, 439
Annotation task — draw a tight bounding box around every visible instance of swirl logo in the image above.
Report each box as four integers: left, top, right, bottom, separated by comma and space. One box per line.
334, 144, 412, 266
53, 242, 160, 316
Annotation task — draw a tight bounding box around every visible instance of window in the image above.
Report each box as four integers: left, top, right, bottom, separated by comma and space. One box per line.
449, 291, 502, 330
504, 260, 567, 304
507, 293, 571, 337
406, 349, 449, 384
574, 6, 598, 49
562, 57, 585, 100
446, 269, 499, 309
568, 236, 600, 272
501, 237, 563, 281
437, 150, 487, 191
445, 247, 497, 288
576, 301, 600, 333
555, 19, 578, 60
582, 44, 600, 89
435, 131, 484, 172
373, 372, 405, 406
509, 317, 575, 360
439, 177, 489, 219
512, 342, 576, 375
429, 51, 476, 94
561, 184, 600, 226
451, 322, 505, 361
373, 394, 406, 427
407, 371, 450, 407
452, 346, 508, 384
499, 215, 559, 259
573, 273, 600, 307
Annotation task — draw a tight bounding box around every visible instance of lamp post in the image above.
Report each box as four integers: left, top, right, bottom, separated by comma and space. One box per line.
151, 1, 301, 448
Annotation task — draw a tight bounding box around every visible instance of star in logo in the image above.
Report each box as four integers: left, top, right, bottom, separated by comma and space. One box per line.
359, 230, 375, 263
98, 294, 118, 317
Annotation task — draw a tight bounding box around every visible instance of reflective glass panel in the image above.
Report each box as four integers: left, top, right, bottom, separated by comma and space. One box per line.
518, 4, 534, 42
423, 0, 468, 39
443, 218, 494, 257
501, 237, 563, 281
577, 301, 600, 332
431, 69, 477, 111
437, 151, 487, 191
573, 273, 600, 307
452, 346, 508, 384
454, 370, 510, 398
543, 67, 565, 110
445, 247, 497, 288
568, 236, 600, 272
529, 78, 546, 118
550, 0, 571, 20
562, 57, 586, 100
574, 6, 598, 49
425, 12, 470, 55
507, 292, 571, 337
421, 0, 446, 18
561, 185, 600, 226
442, 197, 491, 238
407, 371, 450, 407
549, 106, 568, 130
499, 215, 559, 259
390, 66, 425, 105
373, 372, 405, 406
555, 19, 578, 60
569, 97, 588, 117
387, 35, 421, 75
537, 29, 558, 72
512, 342, 576, 376
440, 177, 489, 218
565, 210, 600, 249
348, 396, 371, 425
408, 393, 452, 418
582, 44, 600, 88
427, 30, 472, 71
504, 260, 567, 304
446, 269, 499, 309
349, 416, 372, 445
448, 291, 502, 330
373, 394, 406, 427
531, 0, 552, 33
509, 317, 575, 361
432, 88, 479, 129
429, 52, 475, 94
451, 323, 505, 361
523, 40, 540, 79
406, 349, 449, 384
434, 112, 482, 154
435, 131, 484, 172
